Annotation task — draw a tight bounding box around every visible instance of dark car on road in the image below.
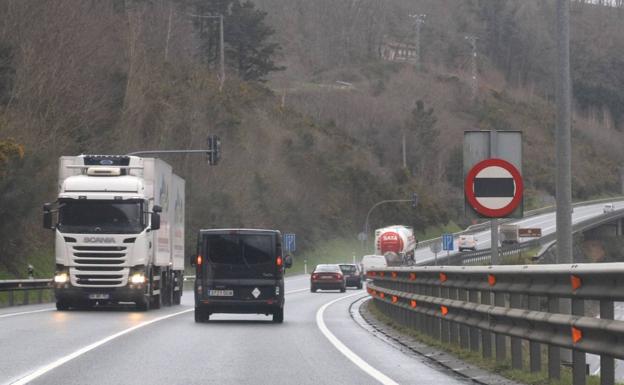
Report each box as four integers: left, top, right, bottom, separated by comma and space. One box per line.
310, 264, 346, 293
192, 228, 292, 323
338, 264, 363, 289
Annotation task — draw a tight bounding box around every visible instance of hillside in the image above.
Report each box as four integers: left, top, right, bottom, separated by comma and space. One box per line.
1, 0, 623, 277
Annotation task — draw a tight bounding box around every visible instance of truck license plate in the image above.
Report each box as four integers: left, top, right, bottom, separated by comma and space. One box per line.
209, 290, 234, 297
88, 293, 110, 300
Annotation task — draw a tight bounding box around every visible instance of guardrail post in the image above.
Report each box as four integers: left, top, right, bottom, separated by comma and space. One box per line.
494, 291, 506, 362
528, 295, 542, 372
469, 289, 479, 352
458, 287, 469, 350
572, 297, 586, 385
38, 289, 43, 304
600, 299, 615, 385
440, 285, 450, 344
449, 286, 459, 345
481, 289, 492, 359
432, 284, 441, 340
8, 290, 14, 306
23, 289, 29, 305
548, 296, 561, 380
510, 293, 523, 370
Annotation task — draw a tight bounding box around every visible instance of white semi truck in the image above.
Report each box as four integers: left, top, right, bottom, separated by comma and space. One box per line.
43, 155, 185, 311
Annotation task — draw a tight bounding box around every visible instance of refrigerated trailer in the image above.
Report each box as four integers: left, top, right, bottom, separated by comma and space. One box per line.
43, 155, 185, 311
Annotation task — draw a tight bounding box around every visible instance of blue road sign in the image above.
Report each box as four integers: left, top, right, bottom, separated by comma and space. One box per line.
442, 234, 454, 251
284, 233, 296, 252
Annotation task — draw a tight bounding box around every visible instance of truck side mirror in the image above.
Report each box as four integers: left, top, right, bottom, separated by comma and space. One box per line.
150, 212, 161, 230
284, 255, 293, 269
43, 203, 54, 230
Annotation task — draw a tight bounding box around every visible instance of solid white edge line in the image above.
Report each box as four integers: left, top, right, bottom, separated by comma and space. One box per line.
0, 308, 54, 319
316, 293, 400, 385
7, 308, 193, 385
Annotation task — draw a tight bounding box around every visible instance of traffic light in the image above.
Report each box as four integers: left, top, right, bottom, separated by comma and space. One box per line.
412, 192, 418, 208
207, 135, 221, 165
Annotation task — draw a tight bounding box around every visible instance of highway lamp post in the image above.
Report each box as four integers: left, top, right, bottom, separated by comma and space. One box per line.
363, 195, 418, 253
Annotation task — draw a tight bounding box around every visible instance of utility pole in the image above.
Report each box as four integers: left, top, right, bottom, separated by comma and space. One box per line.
409, 14, 426, 70
465, 35, 479, 100
554, 0, 574, 380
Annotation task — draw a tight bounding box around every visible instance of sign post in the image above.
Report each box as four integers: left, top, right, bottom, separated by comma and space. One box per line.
430, 241, 442, 266
464, 130, 522, 265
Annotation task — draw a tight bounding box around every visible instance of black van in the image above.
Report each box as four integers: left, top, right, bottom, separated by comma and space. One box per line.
192, 229, 292, 323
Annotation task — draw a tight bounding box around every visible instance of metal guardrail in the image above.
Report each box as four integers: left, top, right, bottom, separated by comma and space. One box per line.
367, 263, 624, 385
415, 196, 624, 254
0, 279, 53, 307
423, 205, 624, 266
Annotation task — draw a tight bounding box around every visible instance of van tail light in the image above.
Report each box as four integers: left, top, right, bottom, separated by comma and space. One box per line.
276, 256, 283, 267
197, 255, 203, 265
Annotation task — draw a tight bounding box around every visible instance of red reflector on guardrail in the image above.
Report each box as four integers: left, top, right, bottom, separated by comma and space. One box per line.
391, 296, 398, 303
379, 292, 385, 299
441, 306, 449, 316
380, 272, 385, 277
369, 271, 376, 276
440, 273, 448, 283
410, 300, 417, 308
571, 275, 582, 291
488, 274, 496, 287
572, 326, 583, 344
391, 272, 397, 279
409, 273, 416, 281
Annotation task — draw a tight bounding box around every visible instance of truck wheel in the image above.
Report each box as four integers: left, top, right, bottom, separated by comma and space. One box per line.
56, 301, 69, 311
272, 307, 284, 323
173, 289, 182, 305
151, 293, 162, 309
136, 297, 150, 311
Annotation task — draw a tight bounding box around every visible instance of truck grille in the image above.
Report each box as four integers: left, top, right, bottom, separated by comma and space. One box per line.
70, 245, 128, 287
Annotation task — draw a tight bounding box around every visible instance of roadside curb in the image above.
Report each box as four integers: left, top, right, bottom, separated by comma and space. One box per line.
351, 297, 523, 385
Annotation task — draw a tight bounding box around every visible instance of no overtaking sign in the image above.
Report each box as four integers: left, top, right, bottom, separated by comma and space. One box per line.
465, 158, 523, 218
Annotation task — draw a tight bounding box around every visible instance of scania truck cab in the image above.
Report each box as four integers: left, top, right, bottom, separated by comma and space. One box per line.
44, 155, 185, 311
192, 229, 292, 323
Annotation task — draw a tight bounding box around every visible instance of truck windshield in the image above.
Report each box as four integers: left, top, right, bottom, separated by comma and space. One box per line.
203, 234, 274, 266
58, 200, 144, 234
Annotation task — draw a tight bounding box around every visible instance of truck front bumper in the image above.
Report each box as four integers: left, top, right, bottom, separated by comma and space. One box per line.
54, 284, 145, 304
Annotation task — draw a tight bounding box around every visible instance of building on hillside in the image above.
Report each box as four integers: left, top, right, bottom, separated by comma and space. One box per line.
380, 40, 417, 63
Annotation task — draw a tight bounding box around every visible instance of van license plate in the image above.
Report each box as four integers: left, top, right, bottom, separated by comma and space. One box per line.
88, 293, 110, 300
209, 290, 234, 297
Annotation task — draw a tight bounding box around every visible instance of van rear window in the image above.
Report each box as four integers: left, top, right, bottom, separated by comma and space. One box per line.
203, 234, 273, 265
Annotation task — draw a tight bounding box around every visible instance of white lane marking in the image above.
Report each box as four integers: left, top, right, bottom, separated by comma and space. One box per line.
286, 288, 309, 295
0, 308, 54, 319
7, 308, 193, 385
316, 293, 400, 385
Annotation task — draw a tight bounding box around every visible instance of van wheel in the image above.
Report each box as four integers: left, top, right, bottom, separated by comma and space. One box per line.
340, 286, 346, 293
357, 282, 363, 290
273, 308, 284, 323
194, 309, 209, 323
56, 301, 69, 311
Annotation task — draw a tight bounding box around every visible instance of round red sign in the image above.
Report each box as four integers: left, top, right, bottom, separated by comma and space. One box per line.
464, 158, 523, 218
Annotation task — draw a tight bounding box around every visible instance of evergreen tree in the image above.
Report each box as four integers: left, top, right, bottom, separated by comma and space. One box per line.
189, 0, 284, 81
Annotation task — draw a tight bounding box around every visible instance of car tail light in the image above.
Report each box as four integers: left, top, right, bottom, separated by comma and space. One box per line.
276, 256, 283, 267
335, 273, 343, 279
312, 274, 319, 280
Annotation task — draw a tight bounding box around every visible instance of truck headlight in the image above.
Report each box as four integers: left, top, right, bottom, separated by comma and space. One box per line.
130, 273, 146, 284
54, 272, 69, 284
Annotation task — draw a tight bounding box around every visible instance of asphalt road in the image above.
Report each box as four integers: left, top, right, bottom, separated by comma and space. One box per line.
1, 275, 471, 385
413, 200, 622, 264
